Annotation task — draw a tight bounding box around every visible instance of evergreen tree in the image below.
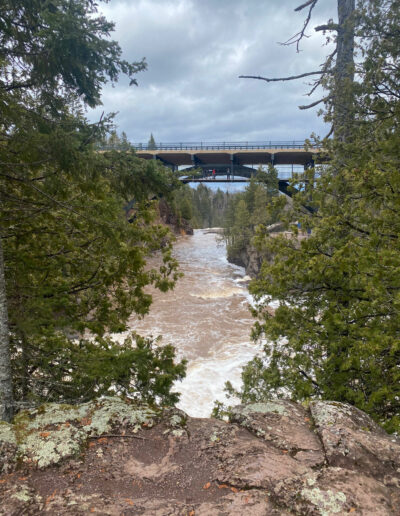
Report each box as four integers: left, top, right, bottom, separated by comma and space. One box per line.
231, 0, 400, 432
148, 133, 157, 150
0, 0, 184, 420
222, 171, 280, 264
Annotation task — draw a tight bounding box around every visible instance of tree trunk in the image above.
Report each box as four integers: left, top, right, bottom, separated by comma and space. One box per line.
334, 0, 356, 141
0, 237, 14, 422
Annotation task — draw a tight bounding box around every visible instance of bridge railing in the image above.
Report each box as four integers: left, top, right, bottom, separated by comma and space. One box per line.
130, 141, 309, 151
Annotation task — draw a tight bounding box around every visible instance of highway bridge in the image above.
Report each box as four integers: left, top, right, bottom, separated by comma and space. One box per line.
132, 141, 321, 178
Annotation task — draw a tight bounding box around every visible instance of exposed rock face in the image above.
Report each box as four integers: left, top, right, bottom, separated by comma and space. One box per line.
228, 245, 263, 277
227, 223, 308, 277
158, 198, 193, 235
1, 398, 399, 515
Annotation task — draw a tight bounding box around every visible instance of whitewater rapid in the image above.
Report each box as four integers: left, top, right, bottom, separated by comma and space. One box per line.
126, 229, 261, 417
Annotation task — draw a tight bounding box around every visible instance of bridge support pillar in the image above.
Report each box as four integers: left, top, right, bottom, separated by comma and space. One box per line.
230, 154, 235, 179
191, 154, 203, 169
153, 154, 177, 171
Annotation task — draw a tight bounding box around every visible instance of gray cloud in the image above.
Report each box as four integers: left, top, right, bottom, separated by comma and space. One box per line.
88, 0, 337, 144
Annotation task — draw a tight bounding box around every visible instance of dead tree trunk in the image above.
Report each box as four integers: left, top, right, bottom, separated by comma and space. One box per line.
0, 237, 14, 422
333, 0, 356, 141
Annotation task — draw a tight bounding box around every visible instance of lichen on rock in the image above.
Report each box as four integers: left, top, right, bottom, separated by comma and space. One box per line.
235, 401, 289, 416
1, 398, 399, 515
0, 421, 17, 445
300, 487, 347, 515
3, 397, 160, 470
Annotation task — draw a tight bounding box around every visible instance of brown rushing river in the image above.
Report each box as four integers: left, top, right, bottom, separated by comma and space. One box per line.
124, 229, 261, 417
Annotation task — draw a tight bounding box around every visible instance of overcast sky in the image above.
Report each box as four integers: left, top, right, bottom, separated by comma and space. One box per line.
88, 0, 337, 145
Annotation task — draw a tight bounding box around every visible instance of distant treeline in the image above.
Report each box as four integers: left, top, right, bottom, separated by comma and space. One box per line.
172, 167, 280, 263
172, 183, 232, 229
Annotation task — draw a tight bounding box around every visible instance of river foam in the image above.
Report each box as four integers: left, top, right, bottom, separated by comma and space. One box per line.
125, 229, 262, 417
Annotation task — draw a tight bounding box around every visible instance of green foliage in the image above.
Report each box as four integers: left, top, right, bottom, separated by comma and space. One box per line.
171, 183, 232, 229
100, 130, 131, 151
0, 0, 146, 108
222, 168, 280, 263
232, 1, 400, 432
12, 332, 187, 406
0, 0, 185, 408
148, 133, 156, 150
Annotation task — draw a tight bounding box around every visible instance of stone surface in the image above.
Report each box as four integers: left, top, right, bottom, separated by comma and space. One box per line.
310, 401, 400, 483
1, 397, 399, 515
0, 421, 18, 474
230, 400, 325, 467
158, 198, 193, 235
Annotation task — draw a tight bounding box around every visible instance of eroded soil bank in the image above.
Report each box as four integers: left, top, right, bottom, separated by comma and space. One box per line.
1, 397, 399, 515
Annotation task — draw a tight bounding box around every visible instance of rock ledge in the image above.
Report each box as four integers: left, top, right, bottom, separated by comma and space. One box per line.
1, 397, 399, 515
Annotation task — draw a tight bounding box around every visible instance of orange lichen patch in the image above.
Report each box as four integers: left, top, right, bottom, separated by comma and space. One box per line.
230, 487, 239, 493
64, 422, 71, 427
282, 450, 288, 454
218, 484, 229, 489
39, 432, 51, 438
202, 482, 211, 490
0, 479, 6, 484
188, 511, 195, 516
97, 437, 108, 444
45, 490, 56, 505
125, 499, 134, 506
88, 442, 96, 448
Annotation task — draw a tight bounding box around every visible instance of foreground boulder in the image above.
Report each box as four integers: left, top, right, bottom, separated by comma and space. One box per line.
0, 397, 399, 515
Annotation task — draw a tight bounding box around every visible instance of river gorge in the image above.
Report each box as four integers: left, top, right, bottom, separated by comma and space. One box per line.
124, 229, 261, 417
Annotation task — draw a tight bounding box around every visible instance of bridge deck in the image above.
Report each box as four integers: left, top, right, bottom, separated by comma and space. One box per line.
136, 148, 318, 166
130, 141, 321, 167
182, 177, 254, 183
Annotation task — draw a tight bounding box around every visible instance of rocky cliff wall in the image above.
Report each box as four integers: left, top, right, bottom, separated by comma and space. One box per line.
1, 397, 399, 515
228, 223, 308, 277
158, 199, 193, 235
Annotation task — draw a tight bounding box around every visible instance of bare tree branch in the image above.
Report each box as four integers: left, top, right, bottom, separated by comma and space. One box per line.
323, 125, 334, 140
239, 71, 325, 83
299, 96, 330, 110
281, 0, 319, 52
305, 49, 337, 97
295, 0, 317, 12
315, 23, 339, 32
